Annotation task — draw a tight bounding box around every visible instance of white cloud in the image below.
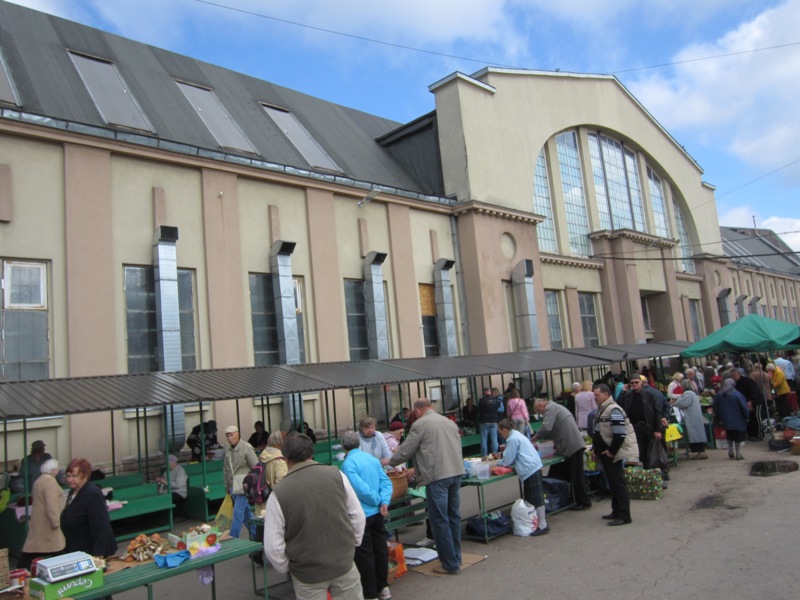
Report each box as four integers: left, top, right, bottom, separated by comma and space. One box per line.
718, 206, 800, 251
628, 0, 800, 180
762, 217, 800, 251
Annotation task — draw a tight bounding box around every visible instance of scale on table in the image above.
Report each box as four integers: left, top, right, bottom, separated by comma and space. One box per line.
36, 552, 97, 582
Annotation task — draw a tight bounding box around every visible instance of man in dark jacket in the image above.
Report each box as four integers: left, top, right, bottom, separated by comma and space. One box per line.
478, 387, 503, 457
732, 368, 767, 440
618, 377, 662, 468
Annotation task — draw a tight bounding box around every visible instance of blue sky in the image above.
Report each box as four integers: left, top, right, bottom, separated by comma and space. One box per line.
11, 0, 800, 250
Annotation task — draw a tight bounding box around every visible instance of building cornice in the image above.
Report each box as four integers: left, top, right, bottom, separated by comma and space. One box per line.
694, 253, 730, 265
676, 272, 704, 283
452, 200, 545, 225
540, 253, 605, 270
590, 228, 678, 248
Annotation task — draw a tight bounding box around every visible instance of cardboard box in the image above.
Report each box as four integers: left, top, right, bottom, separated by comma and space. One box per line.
167, 526, 219, 549
29, 571, 104, 600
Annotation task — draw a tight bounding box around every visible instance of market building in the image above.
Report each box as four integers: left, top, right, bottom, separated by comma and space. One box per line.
1, 1, 798, 467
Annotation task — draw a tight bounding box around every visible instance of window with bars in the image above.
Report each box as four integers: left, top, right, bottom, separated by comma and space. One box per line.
124, 266, 196, 374
532, 148, 558, 253
556, 131, 591, 256
344, 279, 370, 361
544, 290, 564, 349
578, 292, 600, 347
1, 261, 49, 382
588, 133, 647, 233
672, 196, 695, 273
688, 299, 703, 341
249, 274, 306, 366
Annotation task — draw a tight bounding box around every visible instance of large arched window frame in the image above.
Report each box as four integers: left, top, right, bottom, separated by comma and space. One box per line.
532, 148, 558, 253
588, 132, 646, 233
555, 131, 591, 256
672, 194, 695, 273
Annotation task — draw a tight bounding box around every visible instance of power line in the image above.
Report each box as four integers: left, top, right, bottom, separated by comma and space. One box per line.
715, 157, 800, 199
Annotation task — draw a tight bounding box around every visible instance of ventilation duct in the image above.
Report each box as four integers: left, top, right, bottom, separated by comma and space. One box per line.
363, 251, 390, 360
153, 225, 184, 452
434, 258, 460, 410
749, 296, 761, 314
735, 294, 748, 319
717, 288, 732, 327
511, 259, 541, 351
271, 240, 303, 431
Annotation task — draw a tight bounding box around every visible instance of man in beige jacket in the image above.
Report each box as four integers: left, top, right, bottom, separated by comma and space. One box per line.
18, 458, 65, 569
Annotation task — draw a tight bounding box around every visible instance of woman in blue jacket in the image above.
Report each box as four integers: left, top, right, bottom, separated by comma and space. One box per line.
712, 378, 749, 460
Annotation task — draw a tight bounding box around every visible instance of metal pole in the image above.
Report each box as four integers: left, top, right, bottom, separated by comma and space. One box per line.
143, 407, 150, 482
136, 407, 142, 475
111, 412, 117, 476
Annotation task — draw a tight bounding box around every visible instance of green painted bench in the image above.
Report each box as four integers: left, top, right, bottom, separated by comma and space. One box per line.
185, 469, 227, 523
384, 494, 428, 540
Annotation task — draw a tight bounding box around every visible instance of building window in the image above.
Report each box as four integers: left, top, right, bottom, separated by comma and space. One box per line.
124, 266, 196, 374
578, 292, 600, 347
249, 274, 306, 366
760, 305, 767, 317
647, 168, 671, 238
544, 290, 563, 349
1, 261, 49, 382
0, 47, 20, 106
783, 307, 790, 322
176, 81, 257, 153
688, 299, 703, 341
532, 148, 558, 253
793, 307, 798, 324
344, 279, 370, 361
69, 52, 154, 132
672, 196, 695, 273
419, 284, 439, 357
772, 306, 779, 319
262, 104, 340, 172
588, 133, 646, 233
641, 296, 652, 331
556, 131, 592, 256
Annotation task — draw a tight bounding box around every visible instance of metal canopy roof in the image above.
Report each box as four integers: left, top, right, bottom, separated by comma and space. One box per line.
0, 343, 687, 420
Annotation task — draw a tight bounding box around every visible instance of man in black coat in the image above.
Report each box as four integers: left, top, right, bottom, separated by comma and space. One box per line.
732, 368, 767, 440
618, 377, 662, 468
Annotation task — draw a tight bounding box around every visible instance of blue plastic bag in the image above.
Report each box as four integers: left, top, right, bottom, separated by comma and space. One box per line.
154, 550, 191, 568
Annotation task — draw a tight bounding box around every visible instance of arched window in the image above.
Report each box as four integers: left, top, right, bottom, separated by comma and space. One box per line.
647, 167, 671, 238
672, 195, 694, 273
555, 131, 591, 256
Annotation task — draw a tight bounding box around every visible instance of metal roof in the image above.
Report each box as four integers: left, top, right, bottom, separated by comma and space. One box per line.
0, 344, 687, 420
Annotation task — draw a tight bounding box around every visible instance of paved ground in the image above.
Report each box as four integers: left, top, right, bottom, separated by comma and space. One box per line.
111, 440, 797, 600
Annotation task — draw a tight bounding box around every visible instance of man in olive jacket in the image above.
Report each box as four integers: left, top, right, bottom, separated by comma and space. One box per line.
383, 398, 465, 575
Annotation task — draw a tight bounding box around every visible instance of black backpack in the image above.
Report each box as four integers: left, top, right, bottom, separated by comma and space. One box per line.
242, 460, 275, 503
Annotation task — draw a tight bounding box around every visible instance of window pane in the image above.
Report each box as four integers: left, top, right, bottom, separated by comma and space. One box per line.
177, 81, 256, 153
0, 47, 20, 106
672, 196, 695, 273
7, 264, 45, 307
578, 292, 599, 347
344, 279, 370, 361
532, 148, 558, 253
556, 131, 591, 256
544, 291, 563, 349
647, 168, 671, 238
70, 53, 154, 131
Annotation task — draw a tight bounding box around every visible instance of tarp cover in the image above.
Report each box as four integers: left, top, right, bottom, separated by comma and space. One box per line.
681, 314, 800, 358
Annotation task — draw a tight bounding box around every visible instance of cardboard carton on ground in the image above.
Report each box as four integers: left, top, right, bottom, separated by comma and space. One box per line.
167, 526, 219, 549
29, 571, 104, 600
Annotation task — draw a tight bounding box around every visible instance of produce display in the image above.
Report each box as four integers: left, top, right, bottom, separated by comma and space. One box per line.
169, 523, 218, 552
122, 533, 170, 562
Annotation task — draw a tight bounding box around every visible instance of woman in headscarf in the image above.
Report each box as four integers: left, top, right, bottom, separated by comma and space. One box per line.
712, 378, 749, 460
254, 431, 288, 516
671, 390, 708, 459
667, 372, 684, 401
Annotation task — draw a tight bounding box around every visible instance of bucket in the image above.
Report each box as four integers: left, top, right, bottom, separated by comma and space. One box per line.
474, 462, 490, 480
537, 441, 555, 458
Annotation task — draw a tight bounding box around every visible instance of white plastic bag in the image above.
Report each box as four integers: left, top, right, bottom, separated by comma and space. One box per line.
511, 498, 538, 537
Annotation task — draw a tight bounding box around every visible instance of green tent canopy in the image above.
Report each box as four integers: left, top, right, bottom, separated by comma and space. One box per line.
681, 314, 800, 358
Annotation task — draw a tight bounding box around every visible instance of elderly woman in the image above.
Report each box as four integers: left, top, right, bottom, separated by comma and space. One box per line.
383, 421, 404, 452
60, 458, 117, 557
358, 414, 392, 460
667, 372, 685, 401
672, 390, 708, 459
767, 363, 791, 420
254, 431, 288, 516
156, 455, 188, 511
506, 389, 531, 435
574, 381, 596, 431
712, 379, 749, 461
17, 459, 65, 570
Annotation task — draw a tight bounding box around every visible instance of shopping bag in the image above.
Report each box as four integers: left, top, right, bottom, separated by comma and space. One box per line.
387, 540, 407, 578
215, 494, 234, 532
511, 498, 538, 536
647, 438, 669, 470
664, 424, 682, 443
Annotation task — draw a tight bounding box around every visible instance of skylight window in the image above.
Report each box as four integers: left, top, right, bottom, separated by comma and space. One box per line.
262, 104, 340, 172
69, 52, 153, 131
0, 47, 20, 106
176, 81, 256, 154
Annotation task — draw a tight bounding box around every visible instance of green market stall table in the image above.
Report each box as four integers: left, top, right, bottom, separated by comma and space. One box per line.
68, 538, 266, 600
461, 454, 568, 543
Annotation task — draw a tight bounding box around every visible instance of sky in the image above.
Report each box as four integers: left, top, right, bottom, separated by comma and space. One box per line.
8, 0, 800, 251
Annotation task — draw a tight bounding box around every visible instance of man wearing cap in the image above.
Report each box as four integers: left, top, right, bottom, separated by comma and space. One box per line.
19, 440, 53, 492
223, 425, 258, 538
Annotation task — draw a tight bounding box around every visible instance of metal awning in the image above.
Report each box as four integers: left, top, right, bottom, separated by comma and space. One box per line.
0, 342, 688, 420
